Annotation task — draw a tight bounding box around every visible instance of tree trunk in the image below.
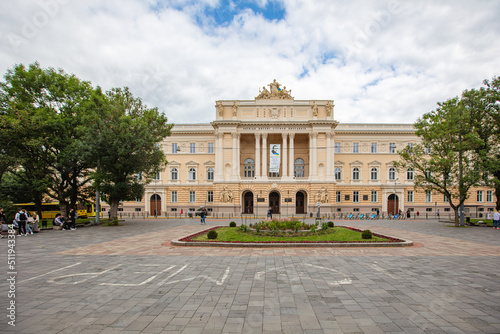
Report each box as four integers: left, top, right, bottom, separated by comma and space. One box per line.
453, 208, 460, 227
109, 200, 120, 221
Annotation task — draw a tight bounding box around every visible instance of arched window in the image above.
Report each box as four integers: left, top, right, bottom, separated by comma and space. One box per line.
370, 167, 378, 180
171, 167, 178, 180
294, 158, 305, 177
352, 167, 360, 180
207, 167, 214, 180
334, 167, 342, 181
244, 158, 255, 178
189, 167, 196, 180
388, 167, 396, 180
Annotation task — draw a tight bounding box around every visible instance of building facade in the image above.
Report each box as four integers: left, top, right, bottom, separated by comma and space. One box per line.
120, 80, 495, 218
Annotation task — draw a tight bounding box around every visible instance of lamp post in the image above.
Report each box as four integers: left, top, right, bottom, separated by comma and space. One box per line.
394, 178, 399, 215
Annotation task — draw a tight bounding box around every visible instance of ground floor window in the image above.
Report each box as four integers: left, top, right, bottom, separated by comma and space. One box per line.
353, 191, 359, 203
371, 191, 378, 203
171, 191, 177, 203
407, 191, 414, 203
207, 191, 213, 203
189, 191, 196, 203
336, 191, 341, 203
487, 190, 493, 202
135, 208, 141, 212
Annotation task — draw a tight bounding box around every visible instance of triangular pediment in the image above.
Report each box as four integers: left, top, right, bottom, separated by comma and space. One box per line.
167, 160, 180, 166
204, 160, 215, 166
186, 160, 199, 166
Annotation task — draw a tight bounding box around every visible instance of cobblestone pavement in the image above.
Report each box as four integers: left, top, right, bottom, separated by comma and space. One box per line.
1, 218, 500, 333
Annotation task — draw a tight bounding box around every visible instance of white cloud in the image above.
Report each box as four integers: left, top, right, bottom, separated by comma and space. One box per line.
0, 0, 499, 125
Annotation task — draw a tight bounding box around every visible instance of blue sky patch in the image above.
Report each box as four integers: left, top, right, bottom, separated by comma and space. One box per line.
200, 0, 286, 26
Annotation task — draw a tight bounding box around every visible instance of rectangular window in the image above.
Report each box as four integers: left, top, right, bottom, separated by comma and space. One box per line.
487, 190, 493, 202
208, 143, 214, 154
371, 191, 378, 203
171, 143, 179, 154
425, 190, 432, 203
407, 143, 414, 151
426, 208, 432, 212
189, 191, 196, 203
171, 191, 177, 203
407, 191, 414, 203
444, 194, 449, 203
190, 143, 196, 154
334, 142, 341, 153
477, 191, 483, 202
425, 145, 431, 154
171, 208, 177, 212
353, 142, 359, 153
135, 208, 141, 212
336, 191, 341, 203
353, 191, 359, 203
345, 194, 350, 201
371, 142, 377, 153
135, 197, 142, 203
407, 169, 414, 180
153, 172, 160, 180
389, 142, 397, 153
207, 191, 213, 203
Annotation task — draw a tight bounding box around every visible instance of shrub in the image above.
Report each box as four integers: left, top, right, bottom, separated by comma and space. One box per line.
240, 224, 248, 232
207, 230, 218, 239
229, 221, 236, 227
106, 218, 119, 226
255, 223, 261, 233
294, 222, 301, 233
327, 221, 334, 228
322, 222, 328, 230
361, 230, 373, 239
310, 224, 317, 232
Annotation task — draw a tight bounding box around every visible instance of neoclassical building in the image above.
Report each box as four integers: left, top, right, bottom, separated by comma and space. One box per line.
130, 80, 495, 218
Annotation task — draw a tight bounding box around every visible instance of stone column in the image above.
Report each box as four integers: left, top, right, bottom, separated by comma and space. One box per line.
255, 133, 261, 178
310, 132, 318, 180
231, 132, 240, 181
289, 133, 295, 177
326, 132, 333, 181
282, 133, 288, 178
215, 131, 224, 181
262, 133, 268, 179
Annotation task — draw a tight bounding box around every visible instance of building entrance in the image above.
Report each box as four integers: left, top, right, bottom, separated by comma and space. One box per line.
150, 194, 161, 216
296, 191, 305, 214
243, 191, 254, 214
269, 191, 280, 214
387, 194, 399, 216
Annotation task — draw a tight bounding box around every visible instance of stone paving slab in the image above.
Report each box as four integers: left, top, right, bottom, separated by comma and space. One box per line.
0, 218, 499, 333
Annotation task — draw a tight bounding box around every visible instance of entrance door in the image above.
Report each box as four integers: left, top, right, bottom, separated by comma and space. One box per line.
244, 192, 254, 214
296, 191, 305, 214
150, 194, 161, 216
269, 191, 280, 214
387, 194, 398, 216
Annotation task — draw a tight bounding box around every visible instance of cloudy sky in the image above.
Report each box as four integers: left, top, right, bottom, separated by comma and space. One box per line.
1, 0, 499, 125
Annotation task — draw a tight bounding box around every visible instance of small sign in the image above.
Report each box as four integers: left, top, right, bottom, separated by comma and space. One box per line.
257, 198, 265, 202
284, 198, 292, 202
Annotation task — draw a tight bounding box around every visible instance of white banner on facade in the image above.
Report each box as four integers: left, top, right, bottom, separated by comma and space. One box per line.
269, 144, 281, 173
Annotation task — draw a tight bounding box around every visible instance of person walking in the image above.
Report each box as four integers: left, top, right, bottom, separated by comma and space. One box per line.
200, 208, 207, 225
267, 207, 272, 220
15, 208, 28, 236
493, 210, 500, 230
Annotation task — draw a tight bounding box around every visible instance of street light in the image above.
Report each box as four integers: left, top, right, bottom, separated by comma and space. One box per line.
394, 178, 399, 216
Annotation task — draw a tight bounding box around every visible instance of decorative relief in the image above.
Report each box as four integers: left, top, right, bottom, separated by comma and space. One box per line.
268, 107, 281, 119
311, 101, 319, 117
255, 79, 294, 100
315, 187, 329, 203
232, 101, 238, 117
216, 101, 224, 117
219, 185, 234, 203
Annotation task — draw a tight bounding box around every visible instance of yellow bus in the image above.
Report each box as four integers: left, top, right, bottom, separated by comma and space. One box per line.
13, 202, 96, 219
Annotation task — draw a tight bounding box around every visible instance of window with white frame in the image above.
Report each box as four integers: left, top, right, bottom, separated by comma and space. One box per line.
171, 167, 178, 180
294, 158, 305, 177
244, 158, 255, 178
207, 167, 214, 181
189, 191, 196, 203
371, 142, 377, 153
425, 190, 432, 203
207, 191, 213, 203
407, 168, 414, 180
371, 191, 378, 203
334, 167, 342, 181
171, 191, 177, 203
352, 167, 360, 180
389, 142, 397, 153
370, 167, 378, 180
425, 145, 432, 154
477, 191, 483, 202
407, 190, 414, 203
388, 167, 396, 180
153, 171, 160, 180
188, 167, 196, 180
334, 142, 341, 153
353, 142, 359, 153
487, 190, 493, 202
190, 143, 196, 154
407, 143, 414, 151
336, 191, 341, 203
425, 170, 432, 179
444, 194, 449, 203
353, 191, 359, 203
172, 143, 179, 153
208, 143, 214, 153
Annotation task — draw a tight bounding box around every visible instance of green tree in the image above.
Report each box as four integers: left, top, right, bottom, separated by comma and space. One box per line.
396, 97, 483, 226
0, 62, 95, 217
462, 76, 500, 210
85, 87, 172, 220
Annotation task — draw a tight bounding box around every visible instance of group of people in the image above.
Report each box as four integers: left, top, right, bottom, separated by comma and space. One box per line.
0, 207, 79, 237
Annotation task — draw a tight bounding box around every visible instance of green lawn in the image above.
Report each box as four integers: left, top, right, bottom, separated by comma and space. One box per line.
191, 226, 391, 243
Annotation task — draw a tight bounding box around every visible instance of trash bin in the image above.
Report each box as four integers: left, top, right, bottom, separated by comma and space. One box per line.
310, 212, 313, 217
466, 217, 470, 223
188, 213, 193, 218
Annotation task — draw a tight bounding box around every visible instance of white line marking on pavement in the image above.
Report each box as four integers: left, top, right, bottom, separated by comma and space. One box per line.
101, 265, 176, 286
20, 262, 82, 284
370, 262, 398, 279
48, 265, 121, 285
303, 263, 352, 285
156, 264, 188, 286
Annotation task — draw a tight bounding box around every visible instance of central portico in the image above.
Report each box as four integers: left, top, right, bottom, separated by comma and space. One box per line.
212, 80, 338, 216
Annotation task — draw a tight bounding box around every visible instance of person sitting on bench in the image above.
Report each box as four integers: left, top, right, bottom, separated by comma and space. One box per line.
54, 214, 71, 230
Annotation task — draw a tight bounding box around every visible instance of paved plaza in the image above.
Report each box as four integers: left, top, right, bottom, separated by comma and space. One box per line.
1, 217, 500, 333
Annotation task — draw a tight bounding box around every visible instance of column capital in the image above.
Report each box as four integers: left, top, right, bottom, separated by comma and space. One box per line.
326, 132, 332, 139
255, 133, 261, 139
232, 132, 240, 139
262, 133, 268, 140
289, 132, 295, 139
309, 132, 318, 139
